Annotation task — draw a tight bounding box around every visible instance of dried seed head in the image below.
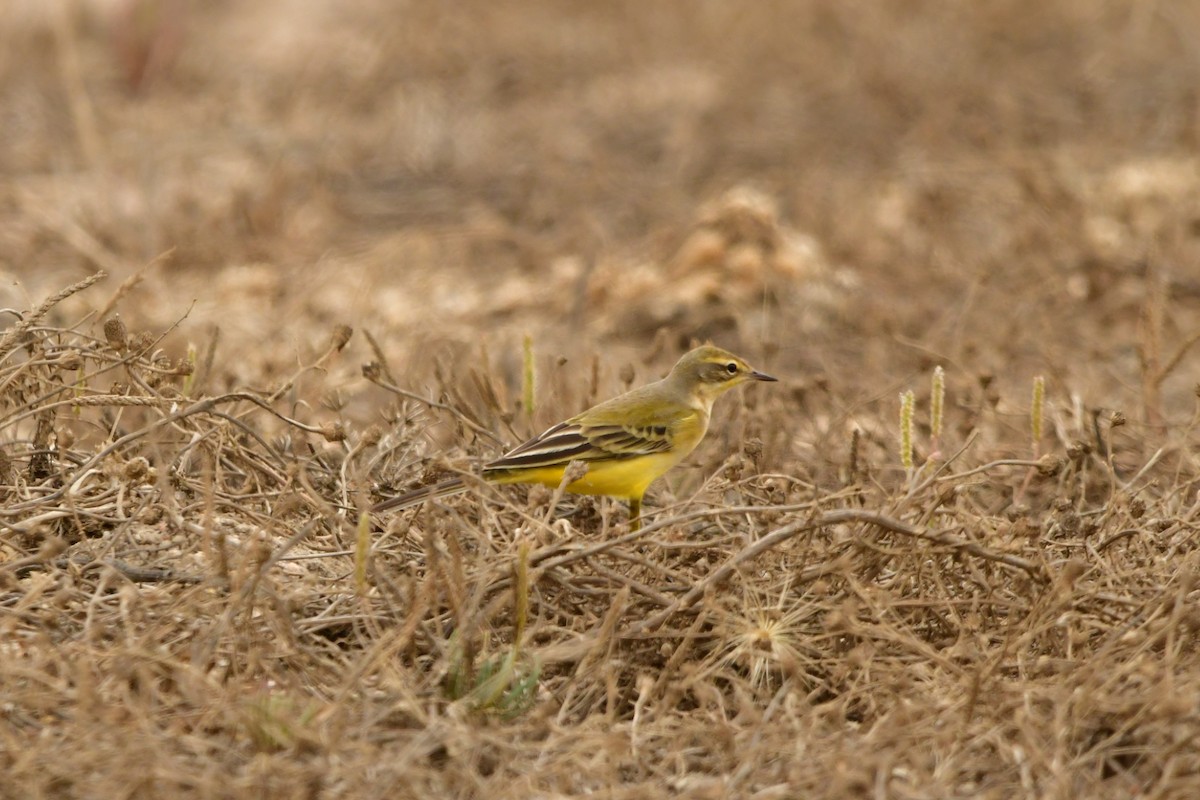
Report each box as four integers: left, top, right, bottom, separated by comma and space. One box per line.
104, 316, 127, 351
1109, 410, 1127, 428
360, 425, 383, 448
1053, 506, 1081, 536
122, 456, 152, 484
562, 459, 589, 485
138, 505, 164, 524
1036, 454, 1063, 477
130, 331, 156, 353
321, 422, 347, 443
331, 325, 353, 351
724, 454, 746, 481
362, 361, 383, 382
1128, 496, 1146, 519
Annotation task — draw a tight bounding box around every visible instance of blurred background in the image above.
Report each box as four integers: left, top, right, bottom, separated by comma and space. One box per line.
2, 0, 1199, 422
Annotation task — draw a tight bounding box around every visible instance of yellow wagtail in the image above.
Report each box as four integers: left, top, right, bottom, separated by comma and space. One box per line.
372, 345, 777, 529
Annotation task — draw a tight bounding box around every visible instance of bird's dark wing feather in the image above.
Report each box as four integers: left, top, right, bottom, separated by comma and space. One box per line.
484, 419, 674, 472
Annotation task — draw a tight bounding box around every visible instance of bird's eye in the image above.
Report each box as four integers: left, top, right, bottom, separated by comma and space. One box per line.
725, 362, 738, 374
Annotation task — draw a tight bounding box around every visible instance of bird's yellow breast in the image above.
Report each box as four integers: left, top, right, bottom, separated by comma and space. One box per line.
488, 411, 708, 500
489, 450, 681, 500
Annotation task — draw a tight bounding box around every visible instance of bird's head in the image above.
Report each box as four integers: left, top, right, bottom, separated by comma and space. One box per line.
669, 344, 778, 406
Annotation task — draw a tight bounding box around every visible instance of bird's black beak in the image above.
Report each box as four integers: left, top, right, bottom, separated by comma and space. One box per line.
750, 370, 778, 382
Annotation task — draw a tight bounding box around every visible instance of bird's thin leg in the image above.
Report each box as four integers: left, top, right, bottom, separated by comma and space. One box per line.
628, 496, 642, 531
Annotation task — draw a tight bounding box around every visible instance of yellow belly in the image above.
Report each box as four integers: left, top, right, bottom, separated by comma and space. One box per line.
488, 451, 685, 500
485, 408, 708, 501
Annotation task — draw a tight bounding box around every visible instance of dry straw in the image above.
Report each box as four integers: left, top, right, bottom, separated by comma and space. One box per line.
2, 275, 1197, 797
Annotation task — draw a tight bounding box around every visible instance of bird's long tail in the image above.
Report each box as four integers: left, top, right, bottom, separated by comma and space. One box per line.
371, 477, 469, 514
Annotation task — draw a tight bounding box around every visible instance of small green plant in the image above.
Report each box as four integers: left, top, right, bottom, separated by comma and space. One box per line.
444, 541, 540, 719
1016, 375, 1048, 504
899, 389, 915, 476
467, 647, 542, 720
241, 691, 321, 752
930, 366, 944, 456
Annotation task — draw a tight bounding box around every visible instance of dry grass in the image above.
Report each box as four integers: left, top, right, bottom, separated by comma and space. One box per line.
4, 1, 1200, 798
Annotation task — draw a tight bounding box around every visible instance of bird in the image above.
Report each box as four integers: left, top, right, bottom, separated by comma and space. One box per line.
372, 344, 777, 529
